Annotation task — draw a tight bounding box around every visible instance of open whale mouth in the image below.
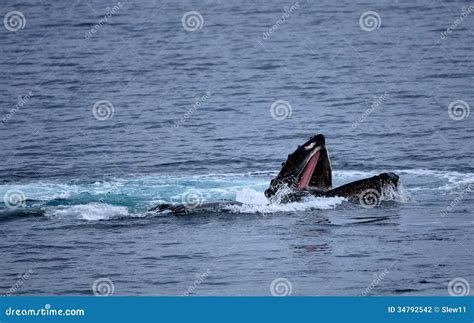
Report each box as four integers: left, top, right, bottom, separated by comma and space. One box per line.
297, 146, 322, 189
265, 134, 332, 198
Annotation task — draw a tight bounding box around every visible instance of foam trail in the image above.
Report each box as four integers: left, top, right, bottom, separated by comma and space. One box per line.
45, 203, 131, 221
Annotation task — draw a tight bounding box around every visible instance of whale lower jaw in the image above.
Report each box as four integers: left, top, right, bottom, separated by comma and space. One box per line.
277, 172, 400, 203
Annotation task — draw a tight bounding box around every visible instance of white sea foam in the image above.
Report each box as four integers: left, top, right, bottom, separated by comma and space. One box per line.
228, 188, 346, 214
2, 168, 472, 219
382, 182, 410, 202
45, 203, 131, 221
1, 168, 471, 201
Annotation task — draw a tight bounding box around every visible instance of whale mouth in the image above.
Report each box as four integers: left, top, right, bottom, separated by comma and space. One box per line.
265, 134, 332, 198
297, 147, 321, 189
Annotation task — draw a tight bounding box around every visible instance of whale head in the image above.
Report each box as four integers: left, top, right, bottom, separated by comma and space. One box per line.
265, 134, 333, 199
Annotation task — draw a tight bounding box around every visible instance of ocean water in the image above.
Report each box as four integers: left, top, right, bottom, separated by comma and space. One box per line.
0, 0, 473, 296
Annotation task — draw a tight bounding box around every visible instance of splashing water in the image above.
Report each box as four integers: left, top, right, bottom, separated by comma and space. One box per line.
1, 169, 469, 221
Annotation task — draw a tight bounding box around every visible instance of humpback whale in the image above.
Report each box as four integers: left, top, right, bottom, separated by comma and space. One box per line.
151, 134, 400, 214
264, 134, 399, 203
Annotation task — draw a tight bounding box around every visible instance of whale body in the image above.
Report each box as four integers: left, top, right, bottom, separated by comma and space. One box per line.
151, 134, 400, 214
